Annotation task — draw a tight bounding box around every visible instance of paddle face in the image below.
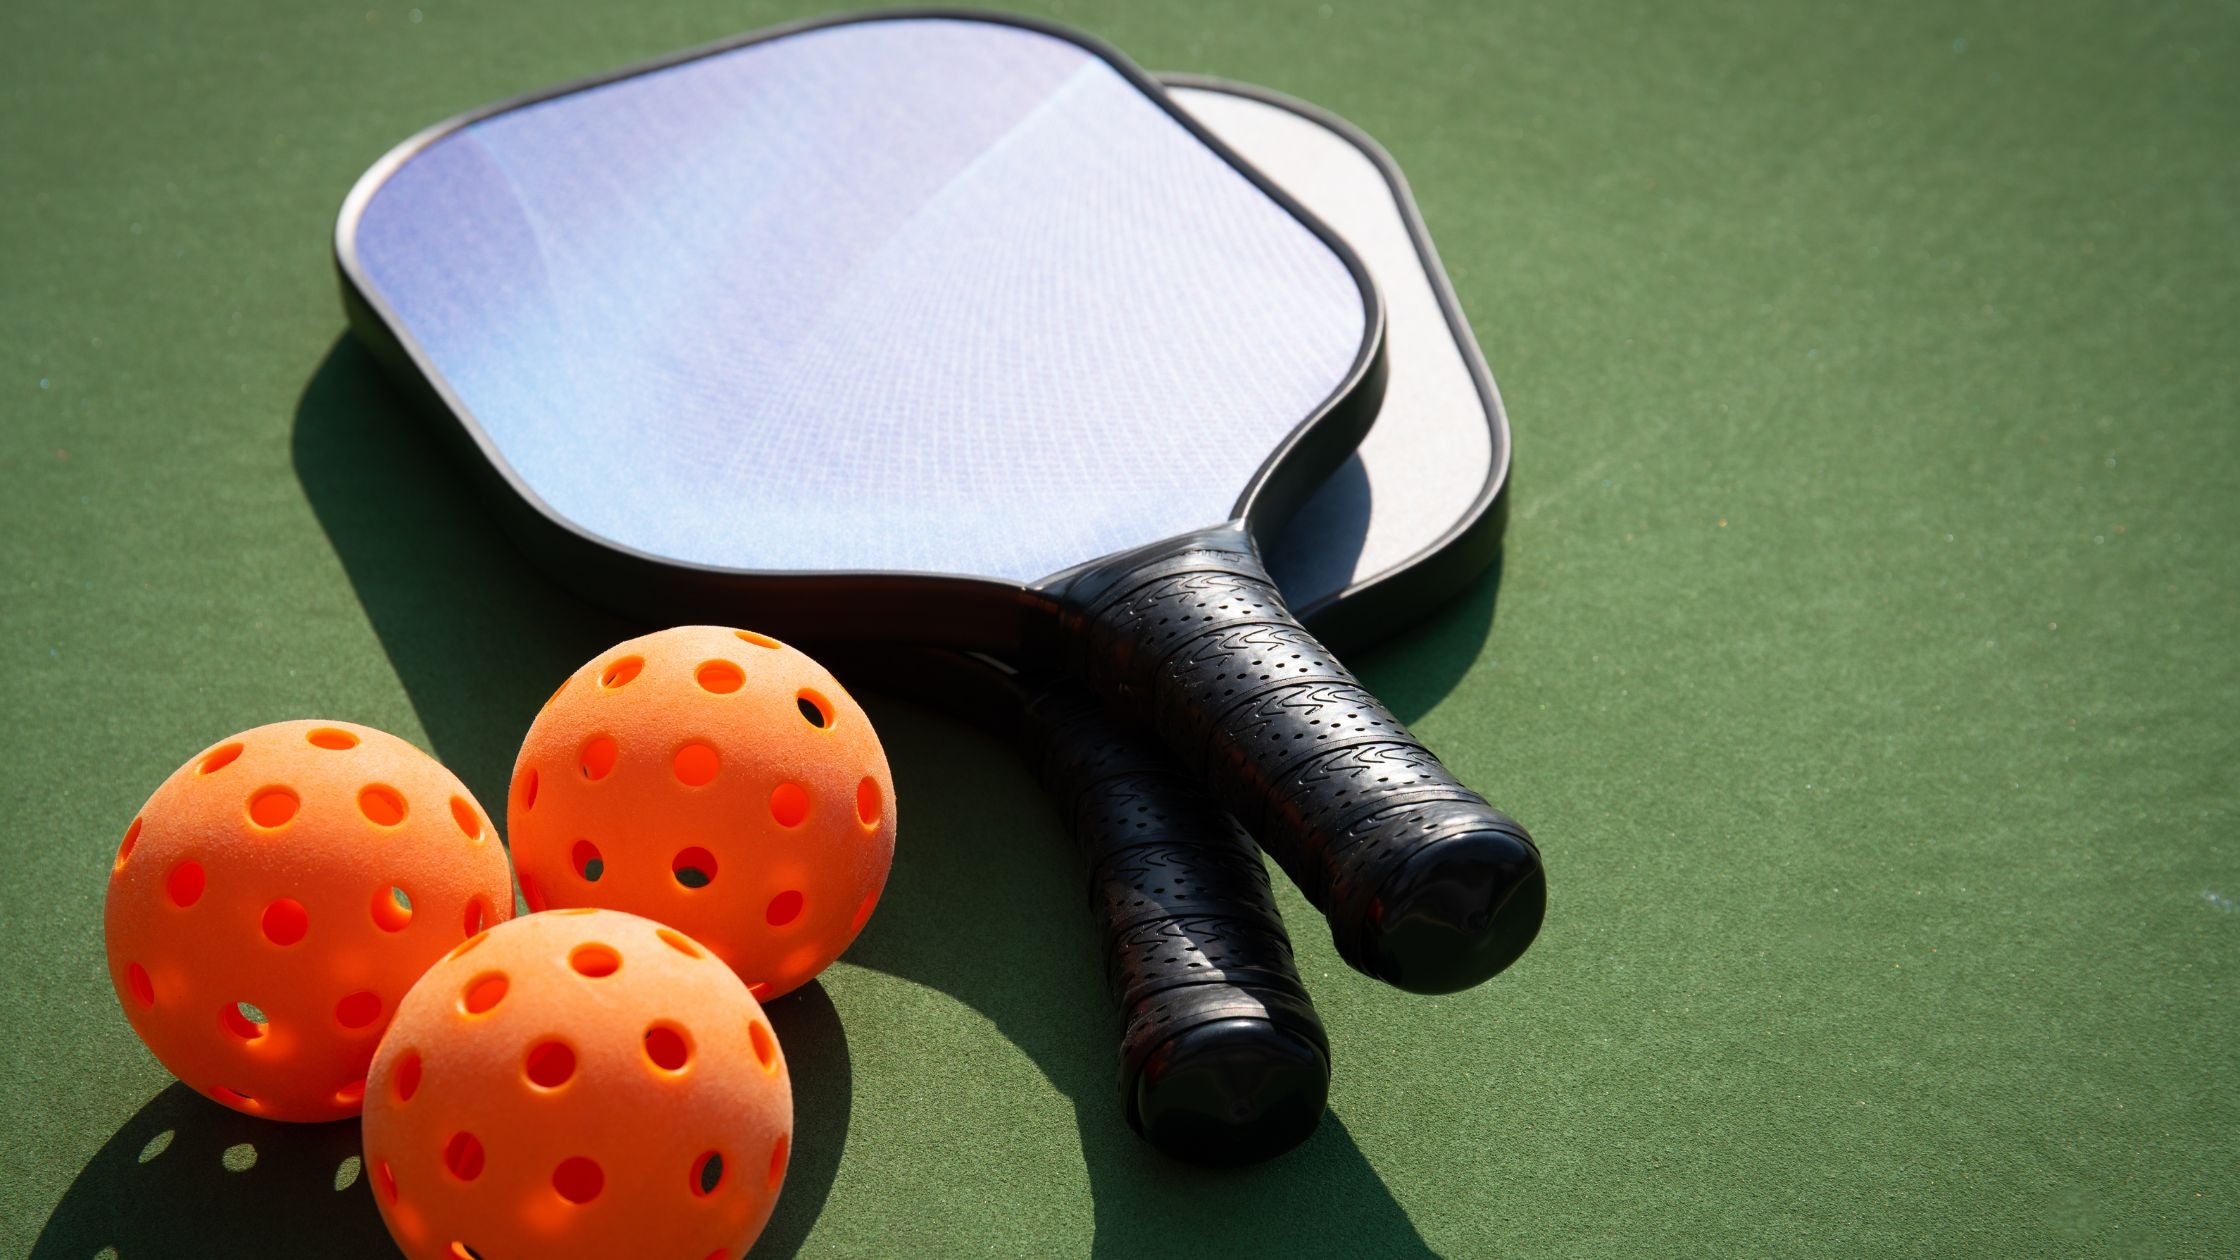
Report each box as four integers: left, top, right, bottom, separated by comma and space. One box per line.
339, 13, 1375, 590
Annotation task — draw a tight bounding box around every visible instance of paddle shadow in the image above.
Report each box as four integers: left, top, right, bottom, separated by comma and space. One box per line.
1353, 552, 1504, 728
280, 337, 1436, 1256
286, 343, 634, 806
1265, 447, 1507, 730
1265, 452, 1375, 605
839, 696, 1436, 1259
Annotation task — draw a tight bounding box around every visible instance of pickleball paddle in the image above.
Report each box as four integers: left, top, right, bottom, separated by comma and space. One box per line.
335, 11, 1541, 995
853, 74, 1520, 1164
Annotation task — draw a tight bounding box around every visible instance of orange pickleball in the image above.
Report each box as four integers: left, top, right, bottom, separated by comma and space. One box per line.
508, 626, 896, 999
102, 720, 515, 1121
362, 908, 791, 1260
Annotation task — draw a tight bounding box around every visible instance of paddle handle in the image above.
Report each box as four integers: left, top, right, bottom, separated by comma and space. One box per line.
1022, 684, 1329, 1165
1054, 526, 1545, 994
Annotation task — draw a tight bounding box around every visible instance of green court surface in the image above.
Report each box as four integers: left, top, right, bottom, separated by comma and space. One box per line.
4, 1, 2237, 1255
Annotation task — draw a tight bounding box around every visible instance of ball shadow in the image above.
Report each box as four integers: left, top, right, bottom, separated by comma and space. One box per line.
273, 337, 1440, 1256
31, 1082, 393, 1260
757, 981, 851, 1260
31, 990, 850, 1260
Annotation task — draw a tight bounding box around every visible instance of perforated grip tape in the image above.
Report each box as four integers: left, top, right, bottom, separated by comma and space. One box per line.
1021, 683, 1328, 1148
1052, 526, 1547, 994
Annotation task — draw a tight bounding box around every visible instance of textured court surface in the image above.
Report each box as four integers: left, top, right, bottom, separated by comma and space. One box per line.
4, 1, 2236, 1255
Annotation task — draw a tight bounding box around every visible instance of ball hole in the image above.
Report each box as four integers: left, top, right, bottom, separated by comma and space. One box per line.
765, 890, 803, 927
643, 1024, 691, 1073
449, 796, 482, 841
372, 885, 414, 933
125, 962, 154, 1006
452, 929, 489, 960
115, 817, 142, 871
335, 1079, 366, 1107
165, 861, 205, 908
691, 1151, 725, 1197
516, 766, 539, 812
335, 990, 383, 1030
462, 972, 509, 1015
695, 660, 744, 693
571, 839, 604, 883
462, 897, 489, 938
393, 1051, 422, 1102
569, 944, 621, 978
672, 742, 719, 787
849, 889, 879, 935
198, 742, 244, 775
211, 1086, 254, 1109
768, 783, 809, 828
671, 848, 717, 889
450, 1244, 484, 1260
359, 785, 407, 827
580, 736, 618, 781
599, 656, 644, 689
856, 777, 882, 828
307, 728, 358, 750
552, 1157, 604, 1204
261, 899, 308, 946
223, 1003, 267, 1041
518, 872, 547, 914
656, 927, 703, 959
374, 1158, 398, 1203
795, 690, 833, 729
525, 1040, 576, 1089
443, 1132, 485, 1182
735, 630, 781, 649
767, 1134, 789, 1191
748, 1020, 777, 1073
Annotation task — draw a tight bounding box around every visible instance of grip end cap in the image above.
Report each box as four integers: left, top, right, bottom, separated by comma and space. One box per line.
1129, 1017, 1329, 1166
1358, 828, 1545, 994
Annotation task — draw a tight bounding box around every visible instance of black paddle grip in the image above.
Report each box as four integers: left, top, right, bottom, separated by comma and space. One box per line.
1054, 526, 1546, 994
1022, 684, 1329, 1166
